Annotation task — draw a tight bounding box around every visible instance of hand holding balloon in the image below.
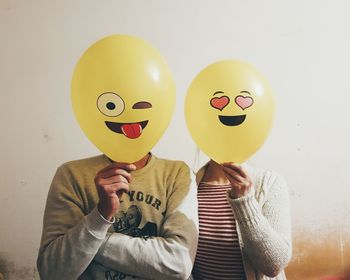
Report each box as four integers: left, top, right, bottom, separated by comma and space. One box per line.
222, 163, 252, 199
95, 163, 136, 220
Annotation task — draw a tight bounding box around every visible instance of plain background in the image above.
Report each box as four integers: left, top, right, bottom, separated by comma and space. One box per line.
1, 1, 349, 279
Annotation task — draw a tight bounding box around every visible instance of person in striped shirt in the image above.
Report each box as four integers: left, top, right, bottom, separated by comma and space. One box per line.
192, 160, 292, 280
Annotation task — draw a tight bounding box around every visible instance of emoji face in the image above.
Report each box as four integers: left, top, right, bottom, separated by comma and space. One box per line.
71, 35, 175, 163
185, 60, 275, 163
210, 90, 255, 126
97, 92, 152, 139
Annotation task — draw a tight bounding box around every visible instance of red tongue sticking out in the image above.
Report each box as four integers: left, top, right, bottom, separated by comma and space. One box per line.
121, 123, 142, 139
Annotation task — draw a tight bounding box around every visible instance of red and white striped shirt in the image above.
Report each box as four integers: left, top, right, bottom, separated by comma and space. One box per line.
193, 182, 246, 280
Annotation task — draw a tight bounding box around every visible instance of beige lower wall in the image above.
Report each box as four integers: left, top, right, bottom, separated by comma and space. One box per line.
286, 226, 350, 280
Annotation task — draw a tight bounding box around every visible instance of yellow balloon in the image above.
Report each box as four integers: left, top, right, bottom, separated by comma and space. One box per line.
185, 60, 275, 163
71, 35, 175, 163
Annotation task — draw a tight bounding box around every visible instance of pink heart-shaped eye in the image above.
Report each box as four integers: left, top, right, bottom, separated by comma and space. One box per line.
235, 95, 254, 110
210, 96, 230, 111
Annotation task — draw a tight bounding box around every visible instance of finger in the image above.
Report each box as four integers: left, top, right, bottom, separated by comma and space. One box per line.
96, 175, 129, 186
223, 166, 245, 183
113, 183, 129, 194
95, 174, 128, 187
98, 168, 132, 183
112, 163, 137, 172
97, 163, 120, 174
104, 182, 129, 195
222, 163, 248, 179
123, 164, 137, 171
98, 163, 136, 174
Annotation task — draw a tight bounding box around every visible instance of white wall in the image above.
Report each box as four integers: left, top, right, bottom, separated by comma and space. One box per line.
1, 0, 350, 279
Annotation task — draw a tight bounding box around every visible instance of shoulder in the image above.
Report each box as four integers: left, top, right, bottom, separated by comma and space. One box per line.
57, 154, 110, 177
50, 155, 111, 196
153, 155, 191, 175
151, 156, 194, 189
60, 154, 108, 167
195, 163, 208, 185
245, 164, 285, 185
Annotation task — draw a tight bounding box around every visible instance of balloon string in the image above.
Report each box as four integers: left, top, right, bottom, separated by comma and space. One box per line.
191, 146, 201, 173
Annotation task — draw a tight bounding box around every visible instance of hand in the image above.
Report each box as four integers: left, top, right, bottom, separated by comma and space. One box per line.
222, 163, 252, 199
94, 163, 136, 220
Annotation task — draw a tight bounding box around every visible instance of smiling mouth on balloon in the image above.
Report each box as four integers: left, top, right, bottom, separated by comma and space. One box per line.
218, 115, 246, 126
105, 120, 148, 139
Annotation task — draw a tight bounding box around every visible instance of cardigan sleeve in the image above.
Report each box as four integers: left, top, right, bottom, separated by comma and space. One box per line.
227, 170, 292, 277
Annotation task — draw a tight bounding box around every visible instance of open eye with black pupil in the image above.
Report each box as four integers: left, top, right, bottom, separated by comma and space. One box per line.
97, 92, 125, 117
106, 102, 116, 110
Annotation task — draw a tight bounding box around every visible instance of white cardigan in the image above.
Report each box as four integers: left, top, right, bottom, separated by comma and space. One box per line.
195, 163, 292, 280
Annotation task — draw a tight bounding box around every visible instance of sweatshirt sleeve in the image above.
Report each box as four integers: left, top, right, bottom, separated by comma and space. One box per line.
37, 165, 113, 280
227, 170, 292, 277
94, 164, 199, 280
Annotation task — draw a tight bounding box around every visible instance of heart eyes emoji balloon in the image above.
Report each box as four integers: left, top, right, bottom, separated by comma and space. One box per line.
185, 60, 275, 163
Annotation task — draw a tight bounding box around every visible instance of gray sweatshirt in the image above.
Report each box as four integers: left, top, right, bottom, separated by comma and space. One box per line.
37, 154, 198, 280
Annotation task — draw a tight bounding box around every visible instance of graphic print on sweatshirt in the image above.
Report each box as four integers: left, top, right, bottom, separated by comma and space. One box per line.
113, 205, 158, 238
104, 189, 162, 279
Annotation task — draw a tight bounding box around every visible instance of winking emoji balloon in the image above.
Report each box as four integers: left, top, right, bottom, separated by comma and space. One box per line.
71, 35, 175, 163
185, 60, 275, 163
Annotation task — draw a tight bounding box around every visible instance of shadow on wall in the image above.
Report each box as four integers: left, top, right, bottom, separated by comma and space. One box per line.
0, 256, 38, 280
285, 226, 350, 280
